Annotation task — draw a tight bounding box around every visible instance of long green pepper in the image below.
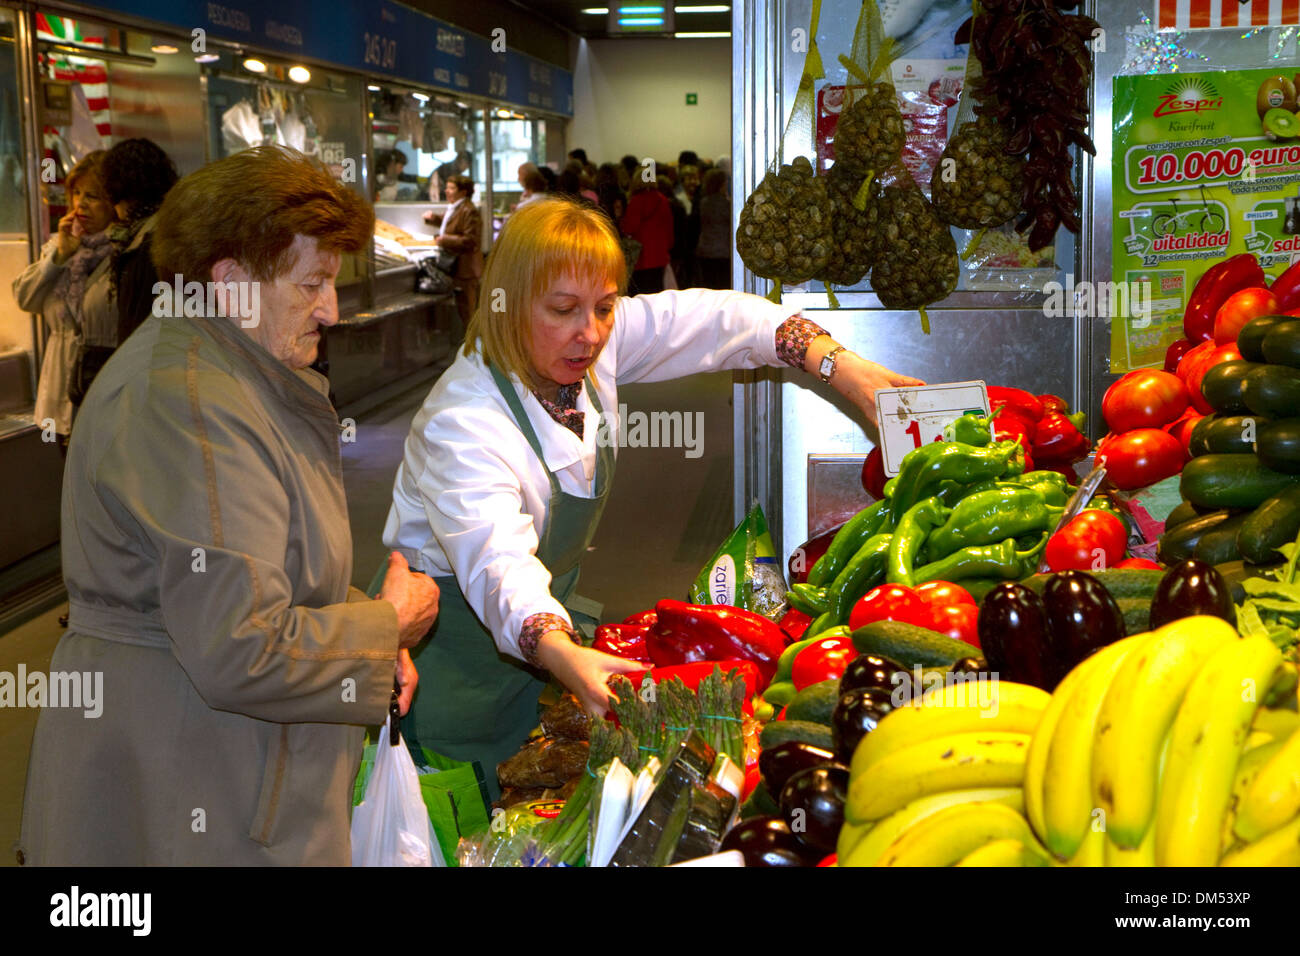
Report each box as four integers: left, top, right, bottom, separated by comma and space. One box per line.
888, 439, 1026, 527
806, 499, 890, 586
925, 485, 1060, 560
886, 496, 952, 587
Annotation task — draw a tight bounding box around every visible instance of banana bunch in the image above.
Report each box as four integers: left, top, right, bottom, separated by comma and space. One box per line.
839, 679, 1056, 866
1022, 615, 1298, 867
837, 616, 1300, 866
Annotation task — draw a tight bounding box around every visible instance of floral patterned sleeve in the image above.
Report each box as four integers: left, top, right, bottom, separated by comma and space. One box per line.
775, 315, 832, 369
519, 612, 580, 667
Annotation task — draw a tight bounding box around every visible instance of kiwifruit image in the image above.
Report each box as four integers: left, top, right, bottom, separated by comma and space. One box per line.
1258, 75, 1298, 118
1263, 107, 1300, 141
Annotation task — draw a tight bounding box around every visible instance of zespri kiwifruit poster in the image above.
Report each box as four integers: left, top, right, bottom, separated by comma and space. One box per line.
1111, 68, 1300, 372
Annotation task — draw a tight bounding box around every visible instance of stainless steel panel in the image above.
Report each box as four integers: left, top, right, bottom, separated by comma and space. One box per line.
806, 454, 870, 539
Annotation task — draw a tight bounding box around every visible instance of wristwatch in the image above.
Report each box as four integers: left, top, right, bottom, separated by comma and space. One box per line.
819, 345, 846, 384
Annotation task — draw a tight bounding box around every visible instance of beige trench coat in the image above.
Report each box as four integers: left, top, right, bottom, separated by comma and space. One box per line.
11, 237, 116, 435
18, 310, 400, 866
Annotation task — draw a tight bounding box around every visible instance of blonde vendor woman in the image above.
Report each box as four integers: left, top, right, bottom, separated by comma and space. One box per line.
382, 196, 922, 795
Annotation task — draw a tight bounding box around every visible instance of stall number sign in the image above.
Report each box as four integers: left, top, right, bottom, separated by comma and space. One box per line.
875, 381, 991, 476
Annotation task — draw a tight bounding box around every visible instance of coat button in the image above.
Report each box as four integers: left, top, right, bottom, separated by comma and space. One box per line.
15, 849, 24, 865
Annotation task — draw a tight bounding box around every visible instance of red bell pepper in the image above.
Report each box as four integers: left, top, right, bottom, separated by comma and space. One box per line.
647, 599, 786, 686
992, 407, 1039, 445
1031, 410, 1090, 464
593, 623, 651, 662
1269, 257, 1300, 312
1037, 393, 1070, 415
987, 386, 1045, 423
1164, 337, 1194, 373
1183, 253, 1265, 342
788, 521, 845, 585
621, 609, 658, 627
778, 606, 812, 642
860, 446, 887, 500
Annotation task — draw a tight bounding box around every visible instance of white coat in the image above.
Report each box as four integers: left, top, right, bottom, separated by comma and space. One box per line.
382, 288, 795, 662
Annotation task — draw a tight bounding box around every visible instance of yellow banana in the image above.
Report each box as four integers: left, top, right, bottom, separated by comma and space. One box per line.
1252, 706, 1300, 739
1235, 725, 1300, 843
1091, 616, 1238, 849
1041, 635, 1146, 861
837, 819, 872, 860
956, 838, 1053, 867
1263, 661, 1298, 708
1154, 634, 1284, 867
847, 731, 1031, 823
877, 802, 1036, 867
841, 788, 1023, 868
1024, 637, 1143, 848
1224, 736, 1287, 849
850, 679, 1048, 782
1105, 818, 1156, 866
1221, 812, 1300, 867
1066, 826, 1105, 867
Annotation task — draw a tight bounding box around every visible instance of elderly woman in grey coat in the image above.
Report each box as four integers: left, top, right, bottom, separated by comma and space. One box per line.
18, 146, 439, 866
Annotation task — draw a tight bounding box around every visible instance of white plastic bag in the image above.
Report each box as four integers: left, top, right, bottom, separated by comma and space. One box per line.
351, 720, 446, 867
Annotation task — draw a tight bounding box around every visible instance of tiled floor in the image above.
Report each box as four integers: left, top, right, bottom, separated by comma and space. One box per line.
0, 366, 736, 859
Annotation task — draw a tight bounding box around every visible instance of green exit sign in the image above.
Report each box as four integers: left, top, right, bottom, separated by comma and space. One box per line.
686, 92, 698, 105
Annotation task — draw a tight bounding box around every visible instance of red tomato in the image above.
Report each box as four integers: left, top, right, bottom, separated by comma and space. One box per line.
1095, 427, 1186, 490
1045, 510, 1129, 572
914, 580, 976, 609
1101, 369, 1189, 433
848, 583, 925, 631
1164, 337, 1194, 374
1213, 287, 1277, 345
791, 637, 857, 690
1178, 341, 1242, 415
926, 604, 981, 649
1115, 557, 1163, 570
1161, 407, 1204, 458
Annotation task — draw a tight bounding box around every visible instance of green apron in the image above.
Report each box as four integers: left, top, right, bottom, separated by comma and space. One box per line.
399, 363, 615, 801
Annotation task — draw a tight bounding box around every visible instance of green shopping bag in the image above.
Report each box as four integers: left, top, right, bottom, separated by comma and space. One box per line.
354, 735, 492, 866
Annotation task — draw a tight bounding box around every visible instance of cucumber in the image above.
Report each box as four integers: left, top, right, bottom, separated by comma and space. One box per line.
1215, 559, 1287, 602
1237, 485, 1300, 564
1261, 318, 1300, 369
1255, 418, 1300, 475
1192, 512, 1251, 564
1115, 597, 1150, 635
1188, 414, 1271, 457
1180, 453, 1300, 509
759, 719, 834, 753
850, 620, 973, 667
1021, 569, 1163, 603
1201, 361, 1263, 414
1158, 509, 1233, 565
1164, 499, 1201, 530
1242, 364, 1300, 418
785, 679, 841, 725
1238, 314, 1295, 362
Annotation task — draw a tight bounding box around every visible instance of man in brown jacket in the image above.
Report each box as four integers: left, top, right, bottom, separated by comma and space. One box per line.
18, 146, 439, 866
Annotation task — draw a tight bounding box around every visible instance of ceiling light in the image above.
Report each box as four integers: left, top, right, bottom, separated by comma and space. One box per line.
151, 43, 178, 54
675, 31, 729, 37
367, 84, 381, 91
194, 53, 219, 63
411, 92, 430, 102
619, 17, 664, 25
676, 4, 729, 10
581, 6, 609, 12
288, 65, 310, 83
620, 5, 665, 11
242, 57, 267, 73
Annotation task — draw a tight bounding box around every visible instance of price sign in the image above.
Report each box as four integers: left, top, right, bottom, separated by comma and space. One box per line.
875, 381, 990, 476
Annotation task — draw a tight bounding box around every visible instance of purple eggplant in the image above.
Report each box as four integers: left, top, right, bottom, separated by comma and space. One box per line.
1042, 570, 1126, 684
978, 583, 1055, 689
759, 741, 840, 795
719, 815, 814, 867
831, 687, 895, 763
779, 765, 850, 857
1149, 559, 1236, 630
838, 653, 907, 696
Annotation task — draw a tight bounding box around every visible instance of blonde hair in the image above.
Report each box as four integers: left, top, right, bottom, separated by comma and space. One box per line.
464, 196, 626, 386
66, 150, 107, 196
